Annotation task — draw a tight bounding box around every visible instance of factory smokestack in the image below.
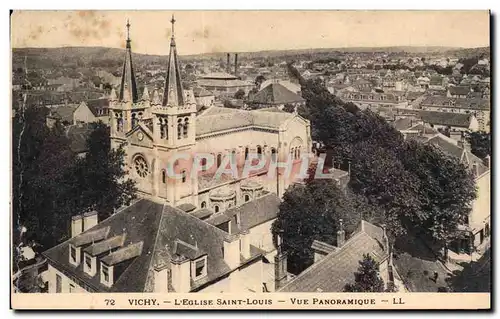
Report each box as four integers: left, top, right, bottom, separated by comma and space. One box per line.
226, 53, 230, 73
234, 53, 238, 76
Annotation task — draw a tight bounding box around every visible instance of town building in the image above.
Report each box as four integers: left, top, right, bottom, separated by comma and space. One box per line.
246, 83, 305, 110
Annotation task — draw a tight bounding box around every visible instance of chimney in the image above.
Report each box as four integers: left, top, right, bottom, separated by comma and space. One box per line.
223, 235, 240, 269
71, 215, 83, 238
234, 53, 239, 76
336, 219, 346, 247
154, 265, 170, 293
83, 211, 98, 231
227, 53, 231, 73
240, 229, 251, 260
170, 255, 191, 293
274, 230, 288, 291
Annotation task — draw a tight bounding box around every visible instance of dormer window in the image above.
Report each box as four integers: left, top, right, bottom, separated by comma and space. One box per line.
69, 244, 80, 266
83, 252, 96, 276
100, 263, 113, 287
191, 256, 208, 281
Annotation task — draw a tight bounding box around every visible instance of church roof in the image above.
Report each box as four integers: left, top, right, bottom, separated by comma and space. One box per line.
249, 83, 305, 105
196, 107, 295, 136
118, 21, 139, 103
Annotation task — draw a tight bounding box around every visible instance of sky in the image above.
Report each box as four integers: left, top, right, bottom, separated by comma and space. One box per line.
11, 10, 490, 56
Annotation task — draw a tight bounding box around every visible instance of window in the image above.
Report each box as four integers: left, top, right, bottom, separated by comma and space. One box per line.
217, 154, 222, 168
161, 170, 166, 183
102, 264, 110, 283
231, 150, 237, 165
214, 205, 220, 213
131, 113, 138, 127
69, 283, 75, 293
201, 201, 206, 209
70, 245, 77, 263
84, 254, 92, 274
192, 257, 207, 280
56, 274, 62, 293
244, 194, 250, 202
257, 146, 262, 160
134, 156, 149, 178
201, 158, 207, 171
271, 148, 277, 162
181, 170, 187, 183
183, 118, 189, 138
159, 118, 168, 139
177, 119, 183, 139
245, 147, 249, 160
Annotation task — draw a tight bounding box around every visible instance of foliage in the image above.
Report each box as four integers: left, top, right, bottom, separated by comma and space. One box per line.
466, 131, 491, 159
12, 109, 137, 251
344, 254, 385, 292
234, 89, 246, 100
255, 75, 266, 88
282, 103, 296, 113
271, 180, 369, 274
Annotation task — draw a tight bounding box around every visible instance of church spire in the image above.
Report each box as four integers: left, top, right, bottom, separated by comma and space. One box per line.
162, 14, 185, 107
119, 19, 139, 103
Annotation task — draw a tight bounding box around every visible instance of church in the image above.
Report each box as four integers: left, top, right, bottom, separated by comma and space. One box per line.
42, 15, 312, 293
108, 16, 312, 213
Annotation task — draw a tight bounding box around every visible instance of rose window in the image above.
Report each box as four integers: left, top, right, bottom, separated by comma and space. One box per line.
134, 156, 149, 178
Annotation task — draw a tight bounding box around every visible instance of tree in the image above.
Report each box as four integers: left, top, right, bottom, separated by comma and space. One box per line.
75, 122, 137, 219
467, 131, 490, 159
255, 75, 266, 88
234, 89, 245, 100
271, 180, 366, 274
343, 254, 385, 292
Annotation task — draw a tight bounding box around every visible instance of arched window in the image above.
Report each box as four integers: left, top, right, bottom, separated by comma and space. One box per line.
297, 146, 301, 160
231, 150, 237, 165
161, 170, 166, 184
177, 119, 183, 140
131, 113, 138, 128
217, 154, 222, 168
183, 118, 189, 138
181, 170, 187, 183
201, 201, 206, 209
245, 147, 249, 160
214, 205, 220, 213
201, 158, 207, 171
257, 146, 262, 160
244, 194, 250, 202
159, 118, 168, 139
271, 148, 277, 162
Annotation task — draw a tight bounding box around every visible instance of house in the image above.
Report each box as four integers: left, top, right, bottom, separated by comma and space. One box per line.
447, 86, 471, 98
278, 220, 402, 292
418, 110, 479, 133
75, 98, 110, 125
65, 124, 93, 158
246, 83, 305, 110
340, 91, 409, 110
42, 198, 272, 293
196, 72, 255, 98
192, 86, 215, 109
420, 96, 490, 132
46, 104, 79, 127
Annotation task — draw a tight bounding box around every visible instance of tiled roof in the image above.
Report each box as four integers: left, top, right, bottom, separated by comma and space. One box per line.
448, 86, 470, 96
191, 209, 213, 220
65, 124, 93, 154
421, 96, 489, 111
176, 203, 197, 213
84, 234, 126, 256
85, 98, 109, 117
43, 199, 164, 292
48, 105, 78, 123
101, 241, 144, 266
418, 110, 472, 128
249, 83, 305, 105
197, 78, 254, 88
192, 86, 214, 97
279, 220, 388, 292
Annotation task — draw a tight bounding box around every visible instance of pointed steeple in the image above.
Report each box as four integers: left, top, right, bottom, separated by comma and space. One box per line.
119, 19, 139, 103
162, 14, 185, 107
